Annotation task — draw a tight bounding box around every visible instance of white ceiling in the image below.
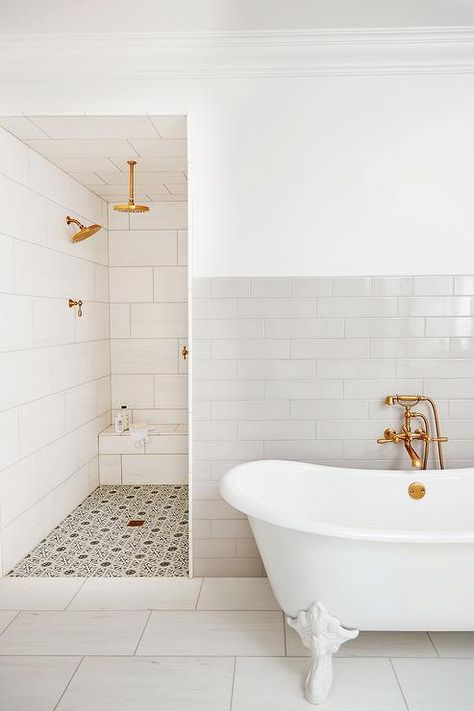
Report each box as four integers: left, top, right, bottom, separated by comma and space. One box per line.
0, 115, 187, 203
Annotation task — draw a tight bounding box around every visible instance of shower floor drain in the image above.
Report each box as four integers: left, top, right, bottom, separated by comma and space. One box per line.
127, 519, 145, 527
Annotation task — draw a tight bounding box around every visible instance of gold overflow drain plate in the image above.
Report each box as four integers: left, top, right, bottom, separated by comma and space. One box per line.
408, 482, 426, 500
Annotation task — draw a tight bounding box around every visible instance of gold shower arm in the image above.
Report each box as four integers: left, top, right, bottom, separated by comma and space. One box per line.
66, 216, 82, 229
128, 160, 135, 205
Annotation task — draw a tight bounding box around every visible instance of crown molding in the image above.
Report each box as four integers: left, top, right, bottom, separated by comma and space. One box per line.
0, 27, 474, 80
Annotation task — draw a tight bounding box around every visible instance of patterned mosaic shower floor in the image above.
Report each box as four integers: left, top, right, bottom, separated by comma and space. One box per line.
8, 485, 189, 577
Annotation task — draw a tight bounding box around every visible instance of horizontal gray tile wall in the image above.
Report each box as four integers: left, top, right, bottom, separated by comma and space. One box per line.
192, 275, 474, 576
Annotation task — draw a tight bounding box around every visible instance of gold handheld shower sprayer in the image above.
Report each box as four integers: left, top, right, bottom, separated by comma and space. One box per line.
66, 216, 102, 243
113, 160, 150, 213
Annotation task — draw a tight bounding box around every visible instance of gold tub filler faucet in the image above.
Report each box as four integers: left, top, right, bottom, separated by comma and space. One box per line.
377, 395, 448, 470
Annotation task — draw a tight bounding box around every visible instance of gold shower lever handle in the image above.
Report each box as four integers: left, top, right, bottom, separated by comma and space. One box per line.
68, 299, 83, 317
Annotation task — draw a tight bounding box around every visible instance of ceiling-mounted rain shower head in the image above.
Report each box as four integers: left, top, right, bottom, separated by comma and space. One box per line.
66, 216, 102, 242
113, 160, 150, 213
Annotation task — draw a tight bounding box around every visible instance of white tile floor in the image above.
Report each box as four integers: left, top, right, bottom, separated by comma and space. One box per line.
0, 577, 473, 710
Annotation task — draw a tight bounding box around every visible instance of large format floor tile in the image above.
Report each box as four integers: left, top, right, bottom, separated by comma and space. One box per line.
57, 656, 234, 711
0, 577, 85, 610
69, 576, 202, 610
197, 577, 280, 610
286, 626, 438, 657
137, 610, 285, 656
429, 631, 474, 657
0, 656, 80, 711
393, 658, 474, 710
232, 657, 406, 711
0, 610, 149, 655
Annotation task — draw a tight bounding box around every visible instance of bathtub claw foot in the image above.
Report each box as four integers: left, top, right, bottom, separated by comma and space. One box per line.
288, 602, 359, 704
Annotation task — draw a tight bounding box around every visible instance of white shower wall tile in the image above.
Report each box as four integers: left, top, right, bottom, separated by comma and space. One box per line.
426, 317, 474, 336
454, 275, 474, 295
331, 276, 372, 296
193, 275, 474, 576
290, 277, 331, 296
250, 277, 290, 297
109, 266, 153, 302
109, 230, 177, 266
131, 303, 187, 338
413, 275, 454, 295
107, 201, 188, 486
372, 276, 413, 296
0, 126, 110, 574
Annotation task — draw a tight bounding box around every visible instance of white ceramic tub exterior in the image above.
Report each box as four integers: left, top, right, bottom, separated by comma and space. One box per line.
220, 459, 474, 629
220, 459, 474, 703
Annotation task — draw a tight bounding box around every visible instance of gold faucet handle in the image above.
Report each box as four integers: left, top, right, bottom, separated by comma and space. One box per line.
68, 298, 83, 317
377, 428, 400, 443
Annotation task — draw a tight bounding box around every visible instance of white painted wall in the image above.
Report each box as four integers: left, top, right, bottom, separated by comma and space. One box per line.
0, 73, 472, 277
3, 0, 474, 33
0, 126, 111, 574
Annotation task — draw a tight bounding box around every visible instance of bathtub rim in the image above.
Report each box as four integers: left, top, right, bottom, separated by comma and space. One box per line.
219, 459, 474, 545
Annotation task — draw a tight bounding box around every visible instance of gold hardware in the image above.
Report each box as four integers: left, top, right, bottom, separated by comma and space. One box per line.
377, 395, 447, 470
66, 216, 101, 243
113, 160, 150, 213
181, 345, 189, 360
68, 298, 83, 317
408, 482, 426, 500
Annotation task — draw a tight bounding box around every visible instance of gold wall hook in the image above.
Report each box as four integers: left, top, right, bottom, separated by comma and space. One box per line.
68, 298, 83, 317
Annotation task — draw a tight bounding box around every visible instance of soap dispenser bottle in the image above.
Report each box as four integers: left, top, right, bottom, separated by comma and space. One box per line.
114, 411, 124, 434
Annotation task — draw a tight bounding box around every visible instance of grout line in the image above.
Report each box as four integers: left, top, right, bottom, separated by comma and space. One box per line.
0, 371, 110, 418
194, 577, 205, 610
0, 610, 21, 637
389, 657, 410, 711
53, 655, 84, 711
426, 632, 440, 657
65, 579, 88, 610
0, 651, 465, 658
229, 656, 237, 711
132, 609, 152, 656
1, 449, 102, 536
283, 610, 288, 656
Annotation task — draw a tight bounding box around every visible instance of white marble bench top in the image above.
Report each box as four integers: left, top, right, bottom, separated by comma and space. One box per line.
100, 424, 187, 437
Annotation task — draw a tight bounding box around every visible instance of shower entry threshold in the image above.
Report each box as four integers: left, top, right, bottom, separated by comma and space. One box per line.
8, 485, 189, 577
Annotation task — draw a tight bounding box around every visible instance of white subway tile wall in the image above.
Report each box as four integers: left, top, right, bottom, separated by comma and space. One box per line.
193, 275, 474, 576
107, 201, 188, 448
0, 126, 110, 574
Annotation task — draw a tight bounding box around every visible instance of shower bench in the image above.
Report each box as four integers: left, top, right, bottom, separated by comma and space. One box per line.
98, 424, 188, 485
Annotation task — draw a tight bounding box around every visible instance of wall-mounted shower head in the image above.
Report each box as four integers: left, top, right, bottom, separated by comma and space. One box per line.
66, 216, 102, 242
113, 160, 150, 213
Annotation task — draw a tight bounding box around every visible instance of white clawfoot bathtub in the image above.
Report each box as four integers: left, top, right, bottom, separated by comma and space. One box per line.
219, 459, 474, 704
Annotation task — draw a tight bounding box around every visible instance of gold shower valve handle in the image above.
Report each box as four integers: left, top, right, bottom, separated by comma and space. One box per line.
68, 299, 83, 317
